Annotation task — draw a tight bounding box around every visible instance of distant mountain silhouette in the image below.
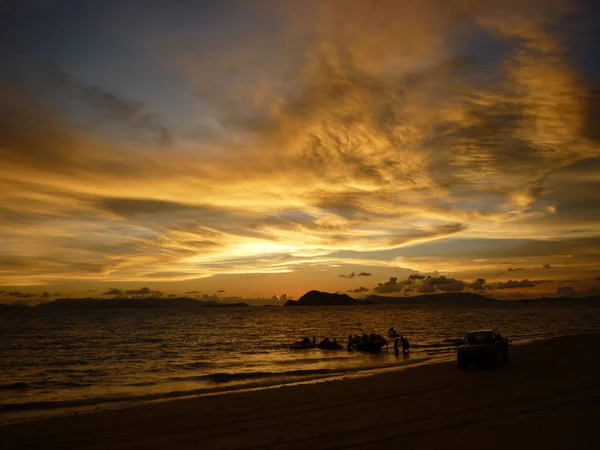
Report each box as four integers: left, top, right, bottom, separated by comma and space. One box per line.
1, 293, 598, 310
517, 295, 600, 304
284, 291, 600, 306
0, 303, 30, 310
31, 297, 249, 310
365, 292, 495, 304
284, 290, 358, 306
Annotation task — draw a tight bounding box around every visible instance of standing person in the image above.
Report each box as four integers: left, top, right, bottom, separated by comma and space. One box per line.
312, 336, 316, 347
401, 336, 410, 354
394, 336, 400, 356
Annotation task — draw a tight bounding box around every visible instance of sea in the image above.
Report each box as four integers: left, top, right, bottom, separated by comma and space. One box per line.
2, 302, 600, 423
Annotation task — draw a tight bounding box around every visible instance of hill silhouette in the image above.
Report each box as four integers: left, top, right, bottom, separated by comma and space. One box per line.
284, 290, 357, 306
32, 297, 249, 310
365, 292, 495, 305
284, 291, 600, 306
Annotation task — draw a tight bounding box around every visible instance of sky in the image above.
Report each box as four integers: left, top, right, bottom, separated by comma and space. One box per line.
1, 0, 599, 304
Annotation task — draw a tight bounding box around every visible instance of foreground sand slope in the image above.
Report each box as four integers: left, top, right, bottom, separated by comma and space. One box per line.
3, 334, 600, 450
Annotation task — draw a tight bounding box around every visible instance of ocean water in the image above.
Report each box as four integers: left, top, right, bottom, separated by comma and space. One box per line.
2, 303, 600, 422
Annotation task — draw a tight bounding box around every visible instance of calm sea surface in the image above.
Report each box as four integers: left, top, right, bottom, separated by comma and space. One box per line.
2, 303, 600, 422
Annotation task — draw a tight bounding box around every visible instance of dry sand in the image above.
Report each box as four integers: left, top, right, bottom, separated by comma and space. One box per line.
3, 334, 600, 450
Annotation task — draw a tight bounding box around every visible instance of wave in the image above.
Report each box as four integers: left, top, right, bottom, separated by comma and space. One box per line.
0, 360, 428, 415
166, 367, 360, 384
0, 382, 29, 391
0, 381, 92, 391
411, 342, 457, 349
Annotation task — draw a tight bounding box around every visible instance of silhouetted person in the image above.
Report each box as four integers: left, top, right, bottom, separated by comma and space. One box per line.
312, 336, 316, 346
333, 337, 338, 346
394, 337, 400, 356
401, 336, 410, 354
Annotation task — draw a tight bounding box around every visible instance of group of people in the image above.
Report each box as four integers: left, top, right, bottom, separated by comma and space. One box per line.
389, 327, 410, 355
296, 329, 410, 353
297, 336, 341, 349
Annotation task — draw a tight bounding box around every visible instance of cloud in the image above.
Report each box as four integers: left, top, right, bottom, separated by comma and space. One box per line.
185, 290, 202, 294
488, 279, 536, 289
125, 287, 152, 295
543, 264, 552, 269
348, 286, 369, 293
340, 271, 372, 278
1, 291, 36, 299
507, 268, 524, 272
467, 278, 487, 291
44, 63, 171, 145
556, 286, 577, 297
216, 289, 225, 293
103, 288, 124, 296
0, 0, 598, 295
408, 274, 426, 280
417, 276, 465, 293
374, 277, 411, 294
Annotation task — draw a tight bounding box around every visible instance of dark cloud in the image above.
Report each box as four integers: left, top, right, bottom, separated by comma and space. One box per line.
340, 271, 372, 278
125, 287, 153, 295
374, 277, 410, 294
100, 198, 201, 217
217, 289, 225, 293
557, 286, 576, 297
467, 278, 486, 291
185, 290, 201, 294
418, 276, 465, 293
45, 63, 171, 145
507, 268, 524, 272
348, 286, 369, 293
408, 274, 426, 280
103, 288, 124, 296
2, 290, 36, 298
488, 279, 536, 290
543, 264, 552, 269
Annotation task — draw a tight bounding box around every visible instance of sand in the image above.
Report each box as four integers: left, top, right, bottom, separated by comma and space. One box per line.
3, 334, 600, 450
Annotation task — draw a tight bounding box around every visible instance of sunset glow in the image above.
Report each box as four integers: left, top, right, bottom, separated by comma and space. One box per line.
1, 0, 599, 303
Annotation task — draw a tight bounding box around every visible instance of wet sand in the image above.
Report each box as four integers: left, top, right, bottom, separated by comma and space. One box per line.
3, 333, 600, 450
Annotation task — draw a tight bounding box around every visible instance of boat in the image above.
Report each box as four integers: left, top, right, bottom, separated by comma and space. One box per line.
348, 333, 388, 352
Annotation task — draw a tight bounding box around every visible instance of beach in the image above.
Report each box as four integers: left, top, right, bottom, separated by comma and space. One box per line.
3, 333, 600, 449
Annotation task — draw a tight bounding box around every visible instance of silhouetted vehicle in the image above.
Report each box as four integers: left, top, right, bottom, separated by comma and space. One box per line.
456, 330, 509, 369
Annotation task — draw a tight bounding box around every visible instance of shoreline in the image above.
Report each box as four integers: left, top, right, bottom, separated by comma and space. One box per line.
3, 333, 600, 449
0, 331, 595, 426
0, 353, 448, 426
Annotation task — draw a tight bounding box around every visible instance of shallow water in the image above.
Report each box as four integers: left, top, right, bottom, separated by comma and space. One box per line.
2, 303, 600, 422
